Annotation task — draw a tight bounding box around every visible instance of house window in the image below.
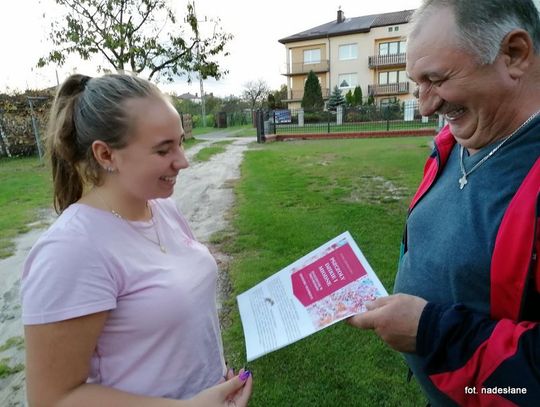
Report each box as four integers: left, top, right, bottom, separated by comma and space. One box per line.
380, 97, 397, 106
394, 26, 399, 31
338, 73, 357, 89
339, 43, 358, 60
304, 49, 321, 64
379, 40, 407, 55
388, 27, 393, 32
378, 70, 407, 85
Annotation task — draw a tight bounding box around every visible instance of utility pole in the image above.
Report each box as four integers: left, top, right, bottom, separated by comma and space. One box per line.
192, 2, 207, 128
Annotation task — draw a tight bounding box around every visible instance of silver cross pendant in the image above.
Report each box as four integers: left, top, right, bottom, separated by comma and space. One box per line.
459, 175, 468, 189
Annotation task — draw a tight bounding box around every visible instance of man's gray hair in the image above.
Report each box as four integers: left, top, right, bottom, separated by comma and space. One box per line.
411, 0, 540, 64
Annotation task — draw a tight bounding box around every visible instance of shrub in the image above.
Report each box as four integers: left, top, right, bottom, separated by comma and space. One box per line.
303, 111, 335, 123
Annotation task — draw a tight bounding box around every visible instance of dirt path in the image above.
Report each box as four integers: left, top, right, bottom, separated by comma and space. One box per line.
0, 134, 253, 406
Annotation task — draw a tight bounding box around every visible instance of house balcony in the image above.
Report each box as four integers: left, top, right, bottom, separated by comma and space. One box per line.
368, 53, 406, 68
285, 88, 330, 101
281, 60, 330, 76
368, 82, 410, 96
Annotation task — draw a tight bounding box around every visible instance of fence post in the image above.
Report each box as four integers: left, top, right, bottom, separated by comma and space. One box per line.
337, 105, 343, 126
273, 111, 277, 135
256, 110, 261, 143
256, 110, 266, 143
27, 97, 44, 161
437, 114, 445, 131
404, 100, 415, 121
327, 109, 330, 134
260, 110, 266, 142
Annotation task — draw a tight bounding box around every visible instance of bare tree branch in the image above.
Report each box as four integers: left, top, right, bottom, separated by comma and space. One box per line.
242, 79, 270, 111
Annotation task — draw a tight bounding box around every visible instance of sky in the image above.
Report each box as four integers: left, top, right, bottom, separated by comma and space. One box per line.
1, 0, 424, 97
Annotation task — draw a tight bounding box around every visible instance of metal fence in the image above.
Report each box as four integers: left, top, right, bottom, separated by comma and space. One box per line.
266, 103, 440, 136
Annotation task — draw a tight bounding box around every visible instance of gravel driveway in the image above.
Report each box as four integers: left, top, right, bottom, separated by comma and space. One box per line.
0, 132, 253, 406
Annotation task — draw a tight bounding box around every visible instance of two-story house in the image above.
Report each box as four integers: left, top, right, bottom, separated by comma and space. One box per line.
278, 8, 415, 110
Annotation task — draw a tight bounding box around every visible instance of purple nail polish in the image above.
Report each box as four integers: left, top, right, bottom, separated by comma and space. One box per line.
239, 370, 251, 381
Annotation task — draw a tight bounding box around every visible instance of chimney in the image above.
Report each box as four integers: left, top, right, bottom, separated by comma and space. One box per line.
337, 7, 345, 23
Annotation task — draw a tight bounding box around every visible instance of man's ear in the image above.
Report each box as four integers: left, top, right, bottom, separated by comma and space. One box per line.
499, 29, 534, 78
91, 140, 115, 171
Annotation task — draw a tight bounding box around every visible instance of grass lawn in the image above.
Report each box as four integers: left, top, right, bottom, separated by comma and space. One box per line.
193, 140, 235, 162
191, 124, 255, 137
190, 126, 223, 136
231, 125, 256, 137
0, 157, 52, 258
218, 136, 433, 406
183, 137, 205, 148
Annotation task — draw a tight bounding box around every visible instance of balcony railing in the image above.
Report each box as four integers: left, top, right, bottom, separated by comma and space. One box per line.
282, 60, 330, 76
287, 88, 330, 101
368, 82, 410, 96
368, 53, 406, 68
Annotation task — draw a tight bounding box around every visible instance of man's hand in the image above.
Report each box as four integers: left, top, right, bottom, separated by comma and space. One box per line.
347, 294, 427, 353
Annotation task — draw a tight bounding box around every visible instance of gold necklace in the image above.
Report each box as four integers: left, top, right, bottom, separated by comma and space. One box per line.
95, 191, 167, 253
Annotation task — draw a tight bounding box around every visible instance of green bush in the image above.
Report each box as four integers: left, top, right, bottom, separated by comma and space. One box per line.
303, 111, 335, 123
191, 113, 215, 128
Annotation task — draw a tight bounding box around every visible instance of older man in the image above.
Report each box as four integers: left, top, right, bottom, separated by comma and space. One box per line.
349, 0, 540, 405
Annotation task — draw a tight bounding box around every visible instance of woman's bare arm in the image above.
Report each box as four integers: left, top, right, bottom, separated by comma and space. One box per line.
24, 312, 252, 407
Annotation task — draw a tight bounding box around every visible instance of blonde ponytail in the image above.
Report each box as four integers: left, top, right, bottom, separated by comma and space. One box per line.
46, 75, 88, 213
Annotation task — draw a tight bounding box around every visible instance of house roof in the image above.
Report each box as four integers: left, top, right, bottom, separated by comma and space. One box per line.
178, 92, 199, 100
278, 9, 415, 44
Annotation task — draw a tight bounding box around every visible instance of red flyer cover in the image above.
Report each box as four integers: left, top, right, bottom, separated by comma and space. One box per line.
237, 231, 388, 362
291, 242, 367, 306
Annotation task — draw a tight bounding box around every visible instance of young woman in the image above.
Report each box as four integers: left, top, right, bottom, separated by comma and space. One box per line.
21, 73, 252, 407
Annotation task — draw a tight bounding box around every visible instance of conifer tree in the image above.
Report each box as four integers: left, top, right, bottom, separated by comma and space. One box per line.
353, 86, 363, 106
345, 90, 354, 106
301, 71, 324, 110
327, 86, 346, 111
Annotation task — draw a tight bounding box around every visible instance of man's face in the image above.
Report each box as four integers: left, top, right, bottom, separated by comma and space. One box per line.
406, 7, 512, 149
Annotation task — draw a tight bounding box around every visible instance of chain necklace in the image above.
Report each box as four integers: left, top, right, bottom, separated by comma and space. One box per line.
95, 191, 167, 253
458, 110, 540, 190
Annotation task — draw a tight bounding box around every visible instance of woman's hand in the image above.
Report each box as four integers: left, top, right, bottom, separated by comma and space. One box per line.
188, 369, 253, 407
218, 364, 236, 384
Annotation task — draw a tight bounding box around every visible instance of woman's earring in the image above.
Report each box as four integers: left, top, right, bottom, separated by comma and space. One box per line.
105, 167, 116, 173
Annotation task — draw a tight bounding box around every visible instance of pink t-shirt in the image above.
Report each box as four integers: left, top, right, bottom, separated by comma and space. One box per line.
21, 198, 226, 399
